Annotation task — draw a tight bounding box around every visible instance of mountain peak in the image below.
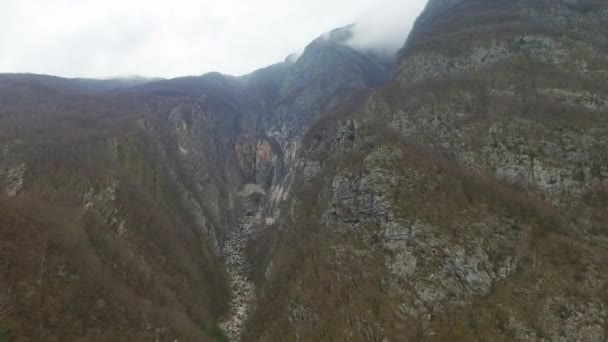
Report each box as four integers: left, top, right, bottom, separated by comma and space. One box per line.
319, 25, 355, 44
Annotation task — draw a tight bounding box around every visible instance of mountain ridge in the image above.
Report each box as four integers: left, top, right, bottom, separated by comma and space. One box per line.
1, 2, 608, 341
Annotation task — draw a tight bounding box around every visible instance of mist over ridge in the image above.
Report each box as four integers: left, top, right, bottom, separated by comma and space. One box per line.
0, 0, 428, 79
345, 0, 427, 55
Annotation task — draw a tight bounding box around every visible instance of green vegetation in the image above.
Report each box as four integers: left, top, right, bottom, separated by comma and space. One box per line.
0, 328, 12, 342
207, 325, 229, 342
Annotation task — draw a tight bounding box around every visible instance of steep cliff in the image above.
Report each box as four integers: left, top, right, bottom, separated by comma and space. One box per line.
245, 0, 608, 341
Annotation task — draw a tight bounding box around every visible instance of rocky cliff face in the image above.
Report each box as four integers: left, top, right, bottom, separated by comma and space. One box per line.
243, 0, 608, 341
1, 1, 607, 341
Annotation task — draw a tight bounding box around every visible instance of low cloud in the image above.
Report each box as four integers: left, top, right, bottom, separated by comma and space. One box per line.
0, 0, 427, 78
346, 0, 427, 56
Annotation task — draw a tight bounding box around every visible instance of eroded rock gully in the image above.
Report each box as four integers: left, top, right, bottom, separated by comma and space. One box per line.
220, 212, 260, 341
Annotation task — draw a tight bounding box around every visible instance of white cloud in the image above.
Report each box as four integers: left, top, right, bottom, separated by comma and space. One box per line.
346, 0, 428, 55
0, 0, 427, 78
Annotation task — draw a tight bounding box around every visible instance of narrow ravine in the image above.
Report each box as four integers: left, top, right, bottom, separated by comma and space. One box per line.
220, 214, 258, 341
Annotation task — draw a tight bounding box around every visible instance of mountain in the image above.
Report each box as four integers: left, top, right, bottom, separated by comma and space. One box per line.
242, 1, 608, 340
0, 74, 161, 94
0, 25, 394, 341
1, 1, 607, 341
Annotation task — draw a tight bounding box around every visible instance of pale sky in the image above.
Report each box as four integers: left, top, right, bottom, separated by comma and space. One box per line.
0, 0, 427, 79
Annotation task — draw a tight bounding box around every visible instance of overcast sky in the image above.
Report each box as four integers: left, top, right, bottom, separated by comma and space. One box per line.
0, 0, 427, 79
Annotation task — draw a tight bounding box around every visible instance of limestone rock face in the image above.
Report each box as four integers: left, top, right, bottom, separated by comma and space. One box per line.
390, 0, 608, 210
243, 1, 608, 341
3, 163, 26, 196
